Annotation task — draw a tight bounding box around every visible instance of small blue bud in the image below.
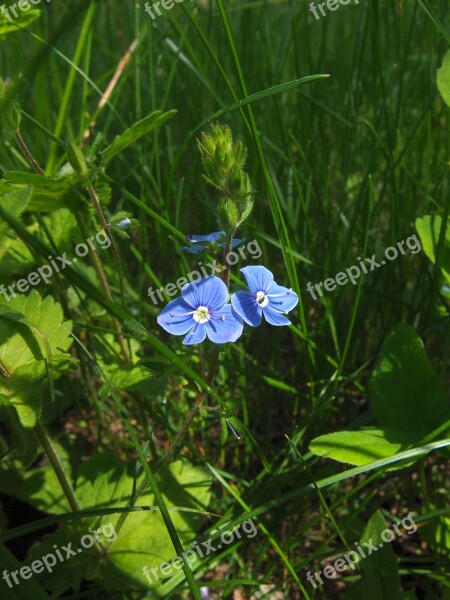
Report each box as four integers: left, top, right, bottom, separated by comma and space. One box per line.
114, 217, 131, 230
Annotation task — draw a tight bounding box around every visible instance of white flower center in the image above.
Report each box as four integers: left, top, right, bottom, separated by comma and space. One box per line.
255, 291, 269, 308
193, 306, 211, 324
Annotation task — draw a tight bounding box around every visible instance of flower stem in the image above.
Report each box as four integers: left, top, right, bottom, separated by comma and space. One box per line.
76, 213, 130, 363
15, 130, 46, 176
86, 183, 125, 303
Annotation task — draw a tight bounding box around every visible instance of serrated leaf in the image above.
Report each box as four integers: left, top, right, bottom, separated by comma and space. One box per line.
0, 291, 72, 428
437, 49, 450, 109
370, 324, 450, 440
27, 454, 211, 595
75, 453, 211, 592
103, 110, 177, 164
309, 428, 417, 467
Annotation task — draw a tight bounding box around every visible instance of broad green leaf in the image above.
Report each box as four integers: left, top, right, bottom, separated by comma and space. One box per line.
27, 454, 211, 594
370, 324, 450, 440
416, 215, 450, 285
0, 542, 51, 599
0, 9, 41, 36
347, 511, 413, 600
103, 110, 177, 164
0, 187, 32, 236
309, 428, 417, 467
437, 49, 450, 109
0, 291, 72, 428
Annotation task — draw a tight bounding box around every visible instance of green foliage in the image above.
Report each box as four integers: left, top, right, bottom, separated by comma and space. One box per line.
102, 110, 177, 165
0, 291, 72, 429
310, 324, 450, 467
0, 9, 41, 36
437, 49, 450, 109
370, 324, 450, 439
310, 428, 418, 467
416, 215, 450, 285
26, 454, 211, 595
347, 511, 415, 600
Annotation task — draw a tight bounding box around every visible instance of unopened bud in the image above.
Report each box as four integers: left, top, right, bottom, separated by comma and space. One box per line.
66, 140, 88, 179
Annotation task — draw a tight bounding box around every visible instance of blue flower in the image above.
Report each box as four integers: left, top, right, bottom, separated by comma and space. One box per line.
231, 266, 298, 326
157, 276, 243, 345
182, 231, 244, 255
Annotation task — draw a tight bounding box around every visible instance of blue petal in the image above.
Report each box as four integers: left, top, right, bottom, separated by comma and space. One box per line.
181, 244, 207, 254
267, 283, 299, 313
218, 238, 245, 249
231, 290, 262, 326
205, 305, 243, 343
157, 298, 194, 335
240, 266, 274, 294
186, 231, 225, 244
182, 322, 207, 345
263, 305, 292, 326
182, 276, 228, 312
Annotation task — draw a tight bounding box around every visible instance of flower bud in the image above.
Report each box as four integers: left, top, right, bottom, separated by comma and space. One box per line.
66, 140, 89, 179
198, 124, 254, 234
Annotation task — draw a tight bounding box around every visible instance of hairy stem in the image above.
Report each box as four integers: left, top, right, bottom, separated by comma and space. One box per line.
15, 130, 46, 176
76, 213, 130, 363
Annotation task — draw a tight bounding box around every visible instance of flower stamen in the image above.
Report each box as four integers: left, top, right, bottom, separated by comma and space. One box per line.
193, 305, 211, 324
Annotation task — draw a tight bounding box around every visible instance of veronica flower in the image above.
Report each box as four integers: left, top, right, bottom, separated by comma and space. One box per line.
182, 231, 244, 255
231, 266, 298, 326
157, 276, 243, 345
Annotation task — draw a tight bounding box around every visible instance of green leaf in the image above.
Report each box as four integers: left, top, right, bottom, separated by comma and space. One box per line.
370, 324, 450, 440
347, 511, 412, 600
0, 9, 41, 36
99, 363, 165, 397
0, 542, 51, 599
1, 172, 81, 212
102, 110, 177, 164
0, 185, 31, 236
421, 511, 450, 557
0, 291, 72, 428
309, 428, 417, 467
416, 215, 450, 285
0, 444, 72, 513
29, 453, 211, 594
437, 49, 450, 109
